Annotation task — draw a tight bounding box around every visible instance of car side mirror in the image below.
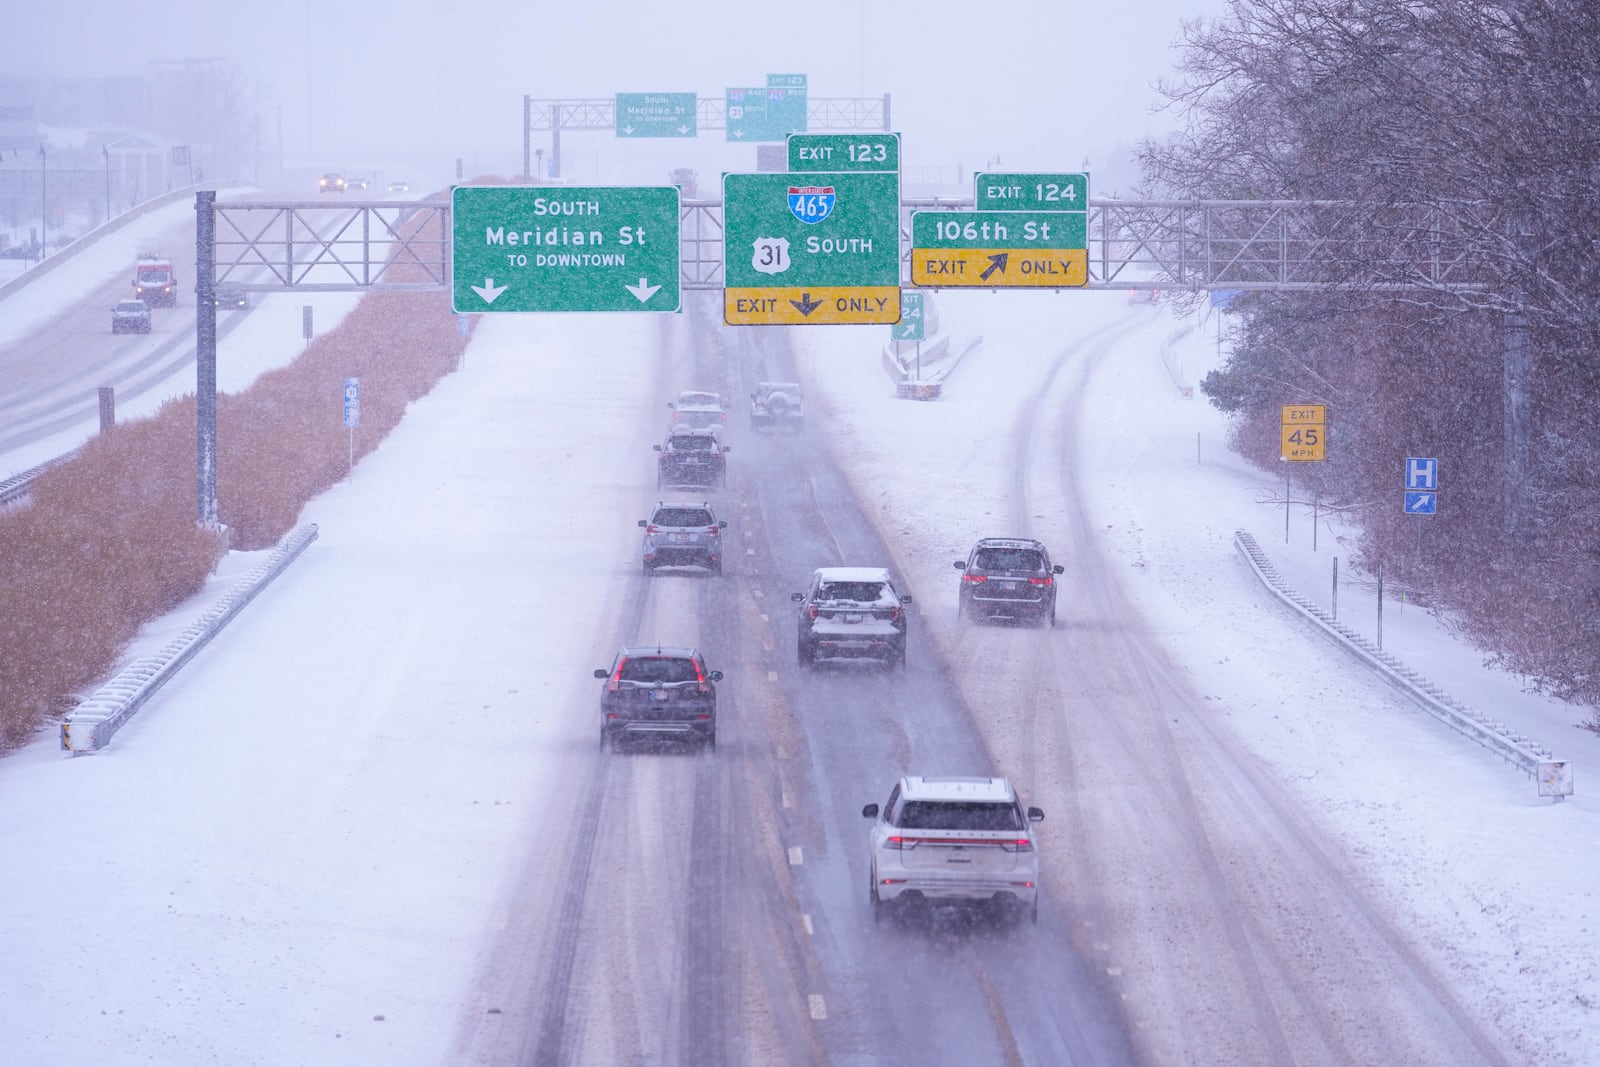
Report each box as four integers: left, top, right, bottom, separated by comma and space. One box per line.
1028, 806, 1044, 822
593, 669, 609, 679
719, 521, 728, 529
721, 445, 732, 453
708, 670, 724, 682
666, 402, 676, 409
899, 594, 913, 605
791, 592, 805, 602
862, 804, 879, 819
953, 561, 966, 570
1053, 565, 1064, 574
637, 519, 647, 527
652, 445, 663, 452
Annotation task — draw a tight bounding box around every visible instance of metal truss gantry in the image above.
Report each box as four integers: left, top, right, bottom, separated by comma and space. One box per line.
521, 94, 892, 179
211, 197, 1489, 297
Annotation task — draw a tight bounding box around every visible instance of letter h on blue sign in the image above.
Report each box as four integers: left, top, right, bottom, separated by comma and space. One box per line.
1405, 457, 1438, 491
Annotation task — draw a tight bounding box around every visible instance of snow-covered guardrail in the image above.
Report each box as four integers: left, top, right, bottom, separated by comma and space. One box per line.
1233, 530, 1570, 790
1, 450, 80, 507
60, 524, 320, 753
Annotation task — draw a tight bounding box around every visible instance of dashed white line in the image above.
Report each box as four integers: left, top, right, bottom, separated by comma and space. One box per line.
788, 846, 803, 866
808, 994, 827, 1020
768, 670, 779, 681
746, 547, 756, 555
781, 789, 793, 808
801, 914, 813, 935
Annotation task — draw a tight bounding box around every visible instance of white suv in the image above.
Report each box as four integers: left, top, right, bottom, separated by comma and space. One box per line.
862, 776, 1044, 924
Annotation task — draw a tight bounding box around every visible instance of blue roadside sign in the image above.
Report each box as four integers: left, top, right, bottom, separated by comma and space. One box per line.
343, 377, 360, 428
1405, 491, 1437, 514
1405, 456, 1438, 490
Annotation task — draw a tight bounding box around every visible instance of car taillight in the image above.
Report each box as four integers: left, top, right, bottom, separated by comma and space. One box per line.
694, 660, 710, 694
962, 574, 987, 583
1028, 576, 1054, 587
887, 607, 903, 622
704, 526, 718, 534
805, 605, 818, 620
883, 836, 914, 850
608, 659, 626, 692
645, 524, 660, 534
999, 838, 1034, 853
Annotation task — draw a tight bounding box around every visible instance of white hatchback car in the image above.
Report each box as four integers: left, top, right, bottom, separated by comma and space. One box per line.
863, 776, 1044, 924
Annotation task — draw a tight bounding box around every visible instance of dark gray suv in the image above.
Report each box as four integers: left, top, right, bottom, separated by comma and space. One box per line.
595, 647, 722, 750
955, 538, 1063, 626
639, 501, 727, 575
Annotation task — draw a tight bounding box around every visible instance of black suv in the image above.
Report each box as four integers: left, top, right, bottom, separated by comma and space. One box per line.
792, 567, 913, 670
654, 429, 730, 488
594, 646, 722, 750
955, 538, 1063, 626
639, 501, 726, 575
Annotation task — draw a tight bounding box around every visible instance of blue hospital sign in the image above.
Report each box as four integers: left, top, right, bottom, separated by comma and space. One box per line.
1405, 457, 1438, 491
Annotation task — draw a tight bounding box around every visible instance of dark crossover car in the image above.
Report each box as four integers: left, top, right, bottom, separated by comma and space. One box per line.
793, 566, 913, 670
639, 501, 727, 575
955, 537, 1064, 626
212, 284, 248, 309
595, 646, 722, 749
668, 390, 728, 432
111, 299, 151, 334
654, 429, 730, 488
750, 381, 805, 431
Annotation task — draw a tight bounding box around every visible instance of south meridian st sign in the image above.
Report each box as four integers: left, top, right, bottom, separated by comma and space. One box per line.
723, 132, 901, 326
451, 185, 680, 313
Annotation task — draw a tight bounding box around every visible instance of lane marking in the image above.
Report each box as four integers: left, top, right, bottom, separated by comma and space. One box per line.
753, 589, 764, 598
802, 914, 813, 935
808, 994, 827, 1020
768, 670, 779, 681
746, 547, 756, 555
788, 846, 803, 866
781, 790, 793, 808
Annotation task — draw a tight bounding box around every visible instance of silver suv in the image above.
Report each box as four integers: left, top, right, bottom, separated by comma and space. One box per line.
639, 501, 727, 575
863, 776, 1044, 924
792, 566, 912, 670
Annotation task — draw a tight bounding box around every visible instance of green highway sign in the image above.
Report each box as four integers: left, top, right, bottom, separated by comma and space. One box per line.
890, 290, 925, 341
722, 170, 900, 324
911, 210, 1088, 288
726, 83, 807, 142
974, 172, 1089, 211
451, 185, 680, 313
789, 132, 900, 173
616, 93, 697, 138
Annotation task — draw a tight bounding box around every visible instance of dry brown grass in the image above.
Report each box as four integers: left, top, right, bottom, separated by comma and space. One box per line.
0, 202, 470, 750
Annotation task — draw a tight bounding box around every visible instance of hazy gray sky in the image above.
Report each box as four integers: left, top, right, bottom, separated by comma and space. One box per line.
17, 0, 1223, 189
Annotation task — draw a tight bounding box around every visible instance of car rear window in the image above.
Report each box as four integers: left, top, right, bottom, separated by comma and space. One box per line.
668, 436, 715, 451
973, 547, 1044, 572
896, 801, 1023, 831
617, 657, 700, 683
817, 581, 888, 603
653, 508, 713, 527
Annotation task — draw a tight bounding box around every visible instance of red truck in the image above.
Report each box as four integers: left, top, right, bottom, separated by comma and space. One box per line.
133, 256, 177, 308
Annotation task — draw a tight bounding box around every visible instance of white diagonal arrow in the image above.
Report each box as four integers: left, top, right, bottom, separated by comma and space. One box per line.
625, 277, 662, 303
622, 125, 635, 135
677, 125, 691, 134
472, 277, 508, 304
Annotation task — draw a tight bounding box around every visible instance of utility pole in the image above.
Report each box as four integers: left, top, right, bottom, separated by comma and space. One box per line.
38, 143, 46, 260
